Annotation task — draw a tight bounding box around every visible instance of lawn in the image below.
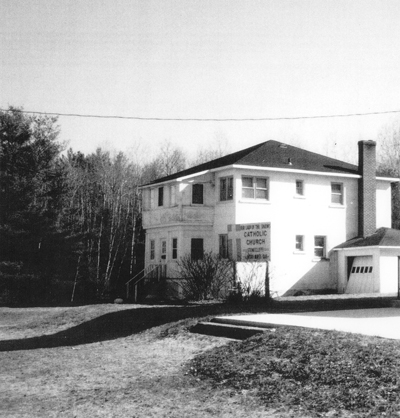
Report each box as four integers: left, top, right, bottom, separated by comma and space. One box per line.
0, 303, 273, 418
1, 303, 400, 417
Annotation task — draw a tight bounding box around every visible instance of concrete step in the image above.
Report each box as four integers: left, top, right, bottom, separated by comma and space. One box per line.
190, 320, 270, 340
391, 300, 400, 308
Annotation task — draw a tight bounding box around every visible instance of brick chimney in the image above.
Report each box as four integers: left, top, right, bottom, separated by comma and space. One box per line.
358, 140, 376, 237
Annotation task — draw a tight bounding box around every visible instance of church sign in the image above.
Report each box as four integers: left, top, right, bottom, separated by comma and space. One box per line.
228, 222, 271, 261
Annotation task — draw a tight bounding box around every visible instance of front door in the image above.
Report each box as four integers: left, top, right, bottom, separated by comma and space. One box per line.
160, 239, 167, 278
160, 239, 167, 262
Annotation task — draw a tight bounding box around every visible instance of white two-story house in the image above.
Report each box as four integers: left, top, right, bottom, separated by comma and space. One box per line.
140, 140, 399, 297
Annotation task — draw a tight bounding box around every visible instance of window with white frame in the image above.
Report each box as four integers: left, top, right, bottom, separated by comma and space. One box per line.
219, 234, 228, 258
170, 185, 176, 206
172, 238, 178, 259
331, 183, 343, 204
295, 180, 304, 196
158, 187, 164, 206
220, 177, 233, 201
191, 238, 204, 260
236, 238, 242, 261
314, 236, 326, 258
242, 176, 269, 200
192, 183, 204, 204
150, 240, 155, 260
295, 235, 304, 251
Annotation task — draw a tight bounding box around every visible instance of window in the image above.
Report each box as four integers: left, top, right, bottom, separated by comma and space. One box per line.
242, 176, 269, 200
161, 240, 167, 260
220, 177, 233, 201
236, 238, 242, 261
314, 236, 326, 258
158, 187, 164, 206
295, 235, 304, 251
219, 235, 228, 258
295, 180, 304, 196
170, 185, 176, 206
150, 240, 155, 260
331, 183, 343, 205
191, 238, 204, 260
192, 184, 204, 204
172, 238, 178, 259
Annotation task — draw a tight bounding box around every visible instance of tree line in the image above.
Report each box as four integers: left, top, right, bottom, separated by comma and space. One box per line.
0, 107, 227, 304
0, 107, 399, 304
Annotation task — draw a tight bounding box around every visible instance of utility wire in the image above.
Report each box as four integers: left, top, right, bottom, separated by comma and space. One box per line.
1, 108, 400, 122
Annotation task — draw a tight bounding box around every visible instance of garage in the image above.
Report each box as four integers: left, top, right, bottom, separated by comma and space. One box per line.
346, 256, 374, 294
333, 228, 400, 295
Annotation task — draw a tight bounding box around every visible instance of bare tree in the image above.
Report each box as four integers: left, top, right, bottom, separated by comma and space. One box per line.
377, 119, 400, 176
377, 118, 400, 229
190, 133, 230, 165
141, 140, 187, 184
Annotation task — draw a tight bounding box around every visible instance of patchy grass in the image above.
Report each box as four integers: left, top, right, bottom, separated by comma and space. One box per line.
3, 302, 400, 417
0, 303, 277, 418
190, 327, 400, 417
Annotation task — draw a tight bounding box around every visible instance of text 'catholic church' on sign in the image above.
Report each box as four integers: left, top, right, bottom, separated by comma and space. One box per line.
228, 223, 271, 261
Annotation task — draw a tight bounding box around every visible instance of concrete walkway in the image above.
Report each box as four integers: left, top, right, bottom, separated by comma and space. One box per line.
215, 307, 400, 340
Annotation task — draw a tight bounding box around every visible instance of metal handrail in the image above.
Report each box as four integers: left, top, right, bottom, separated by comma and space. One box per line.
125, 268, 146, 286
126, 265, 160, 301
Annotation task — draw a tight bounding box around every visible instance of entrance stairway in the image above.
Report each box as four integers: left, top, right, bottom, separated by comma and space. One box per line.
191, 317, 274, 340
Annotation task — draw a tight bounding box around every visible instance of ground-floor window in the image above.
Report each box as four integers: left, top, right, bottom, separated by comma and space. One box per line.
150, 240, 155, 260
295, 235, 304, 251
172, 238, 178, 259
219, 234, 233, 259
191, 238, 204, 260
219, 234, 228, 258
236, 238, 242, 261
314, 236, 326, 258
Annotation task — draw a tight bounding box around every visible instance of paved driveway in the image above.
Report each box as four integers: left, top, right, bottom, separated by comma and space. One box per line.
216, 308, 400, 340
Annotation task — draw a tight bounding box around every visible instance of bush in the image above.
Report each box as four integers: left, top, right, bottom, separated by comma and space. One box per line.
176, 251, 234, 301
236, 261, 266, 302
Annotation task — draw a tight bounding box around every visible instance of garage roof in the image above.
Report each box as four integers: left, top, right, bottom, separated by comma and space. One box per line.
335, 228, 400, 249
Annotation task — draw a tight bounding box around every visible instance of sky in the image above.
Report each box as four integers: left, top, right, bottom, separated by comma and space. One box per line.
1, 0, 400, 164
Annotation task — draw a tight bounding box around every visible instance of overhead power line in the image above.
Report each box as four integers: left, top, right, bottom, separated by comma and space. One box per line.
1, 108, 400, 122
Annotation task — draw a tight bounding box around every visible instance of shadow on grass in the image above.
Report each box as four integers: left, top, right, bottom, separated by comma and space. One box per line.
0, 304, 265, 352
1, 296, 395, 352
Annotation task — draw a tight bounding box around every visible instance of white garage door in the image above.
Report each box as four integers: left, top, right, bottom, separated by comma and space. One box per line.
345, 256, 374, 294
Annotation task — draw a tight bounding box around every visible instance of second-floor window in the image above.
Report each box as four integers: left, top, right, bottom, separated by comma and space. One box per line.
242, 176, 269, 200
295, 180, 304, 196
192, 184, 204, 204
220, 177, 233, 201
158, 187, 164, 206
170, 185, 176, 206
331, 183, 343, 205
